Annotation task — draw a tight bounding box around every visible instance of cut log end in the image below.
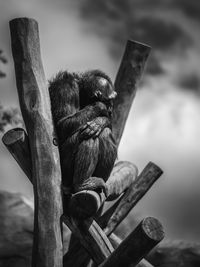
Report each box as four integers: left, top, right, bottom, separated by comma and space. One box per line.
2, 128, 25, 145
142, 217, 164, 242
69, 190, 106, 219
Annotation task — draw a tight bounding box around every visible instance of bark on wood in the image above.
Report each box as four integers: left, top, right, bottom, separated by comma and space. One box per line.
108, 234, 154, 267
69, 161, 138, 219
64, 160, 161, 267
100, 162, 163, 235
2, 128, 32, 182
62, 215, 114, 265
2, 128, 115, 265
0, 193, 199, 267
63, 233, 154, 267
9, 18, 63, 267
2, 132, 158, 267
113, 40, 151, 147
100, 217, 164, 267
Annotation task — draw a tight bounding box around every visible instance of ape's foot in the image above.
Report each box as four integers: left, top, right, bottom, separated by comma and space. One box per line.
69, 178, 108, 219
74, 177, 108, 197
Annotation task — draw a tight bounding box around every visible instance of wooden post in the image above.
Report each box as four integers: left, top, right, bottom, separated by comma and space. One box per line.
2, 129, 160, 267
9, 18, 63, 267
113, 40, 151, 146
100, 217, 164, 267
2, 128, 114, 265
64, 162, 163, 267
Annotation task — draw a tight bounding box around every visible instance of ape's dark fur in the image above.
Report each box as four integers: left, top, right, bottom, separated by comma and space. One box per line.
49, 70, 117, 195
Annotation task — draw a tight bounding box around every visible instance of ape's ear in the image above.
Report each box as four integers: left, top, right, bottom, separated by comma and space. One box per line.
94, 90, 102, 98
109, 91, 117, 99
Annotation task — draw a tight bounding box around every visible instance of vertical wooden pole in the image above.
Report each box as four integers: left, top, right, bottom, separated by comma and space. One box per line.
9, 18, 63, 267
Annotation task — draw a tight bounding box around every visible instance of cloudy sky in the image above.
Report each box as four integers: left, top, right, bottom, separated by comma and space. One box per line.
0, 0, 200, 242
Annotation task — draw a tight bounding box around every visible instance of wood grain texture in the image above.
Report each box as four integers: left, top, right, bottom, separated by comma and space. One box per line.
62, 215, 114, 265
113, 40, 151, 147
2, 127, 114, 266
69, 161, 138, 219
2, 133, 157, 267
2, 128, 32, 181
9, 18, 63, 267
108, 234, 154, 267
100, 217, 164, 267
101, 162, 163, 236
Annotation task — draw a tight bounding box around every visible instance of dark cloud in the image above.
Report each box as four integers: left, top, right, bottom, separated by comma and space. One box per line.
145, 53, 165, 76
177, 74, 200, 94
78, 0, 193, 77
174, 0, 200, 22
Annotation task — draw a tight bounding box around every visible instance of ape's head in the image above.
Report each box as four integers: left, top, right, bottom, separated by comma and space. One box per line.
79, 70, 117, 107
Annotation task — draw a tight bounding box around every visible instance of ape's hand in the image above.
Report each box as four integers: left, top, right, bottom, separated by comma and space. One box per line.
74, 177, 108, 197
78, 117, 110, 140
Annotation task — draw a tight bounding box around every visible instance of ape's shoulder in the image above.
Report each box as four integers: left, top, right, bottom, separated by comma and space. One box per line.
48, 71, 80, 122
49, 71, 80, 95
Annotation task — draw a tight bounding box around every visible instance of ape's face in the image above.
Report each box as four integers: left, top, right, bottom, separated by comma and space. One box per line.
80, 70, 117, 108
93, 77, 117, 103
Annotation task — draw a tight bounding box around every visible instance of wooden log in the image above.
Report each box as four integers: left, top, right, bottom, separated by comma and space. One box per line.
100, 162, 163, 235
100, 217, 164, 267
2, 131, 158, 267
63, 233, 154, 267
63, 162, 162, 267
62, 215, 114, 265
109, 234, 154, 267
2, 128, 32, 182
2, 130, 160, 267
9, 18, 63, 267
113, 40, 151, 147
2, 128, 114, 265
69, 161, 138, 219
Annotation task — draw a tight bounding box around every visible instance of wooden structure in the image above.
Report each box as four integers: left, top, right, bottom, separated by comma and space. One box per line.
2, 17, 165, 267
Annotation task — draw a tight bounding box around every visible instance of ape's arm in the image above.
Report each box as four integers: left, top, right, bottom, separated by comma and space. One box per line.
57, 101, 109, 141
78, 116, 111, 141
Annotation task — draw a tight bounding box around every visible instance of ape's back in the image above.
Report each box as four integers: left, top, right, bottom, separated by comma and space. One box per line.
49, 70, 117, 195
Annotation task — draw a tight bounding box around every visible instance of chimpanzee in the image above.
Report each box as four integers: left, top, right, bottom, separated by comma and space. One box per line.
49, 70, 117, 200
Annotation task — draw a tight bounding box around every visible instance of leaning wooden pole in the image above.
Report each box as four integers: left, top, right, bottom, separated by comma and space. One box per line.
9, 18, 63, 267
2, 128, 161, 267
100, 217, 164, 267
2, 127, 115, 265
113, 40, 151, 147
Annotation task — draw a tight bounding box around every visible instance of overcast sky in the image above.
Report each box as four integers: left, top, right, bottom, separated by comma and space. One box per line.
0, 0, 200, 242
